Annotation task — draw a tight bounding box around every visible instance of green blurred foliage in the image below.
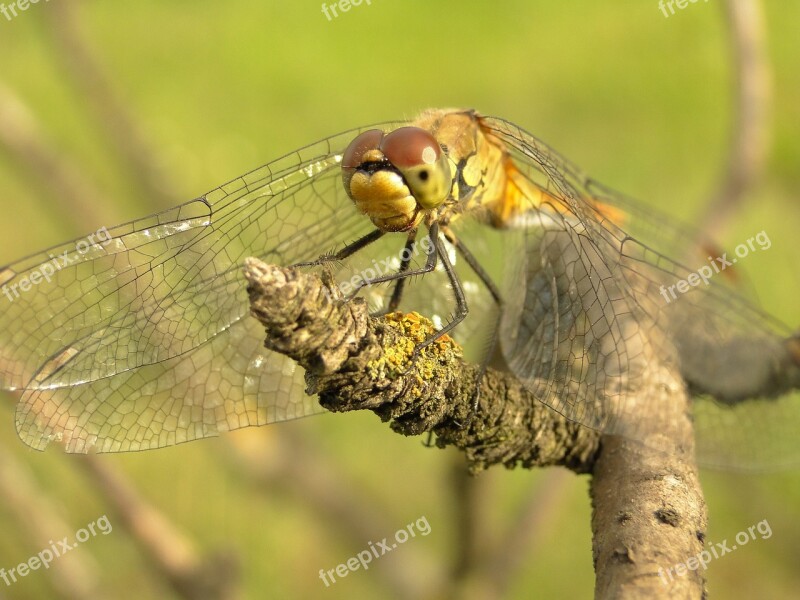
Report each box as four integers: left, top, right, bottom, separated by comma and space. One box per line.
0, 1, 797, 598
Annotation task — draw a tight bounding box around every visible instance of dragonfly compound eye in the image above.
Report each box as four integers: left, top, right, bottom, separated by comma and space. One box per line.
380, 127, 452, 210
342, 128, 385, 170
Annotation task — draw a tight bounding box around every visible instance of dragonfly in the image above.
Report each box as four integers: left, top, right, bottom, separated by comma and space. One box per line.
0, 108, 797, 470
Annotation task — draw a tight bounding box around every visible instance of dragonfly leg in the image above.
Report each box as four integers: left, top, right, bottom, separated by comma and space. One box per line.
414, 224, 469, 346
342, 222, 440, 303
441, 226, 503, 303
291, 228, 386, 267
346, 221, 465, 356
441, 226, 505, 416
382, 229, 418, 314
332, 224, 489, 428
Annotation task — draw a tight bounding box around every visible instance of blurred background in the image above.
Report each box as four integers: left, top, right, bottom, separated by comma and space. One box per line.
0, 1, 798, 598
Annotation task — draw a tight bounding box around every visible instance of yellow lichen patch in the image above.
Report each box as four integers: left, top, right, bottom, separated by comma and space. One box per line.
367, 312, 462, 388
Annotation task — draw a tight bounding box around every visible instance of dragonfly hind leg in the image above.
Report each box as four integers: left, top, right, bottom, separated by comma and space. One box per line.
441, 226, 505, 417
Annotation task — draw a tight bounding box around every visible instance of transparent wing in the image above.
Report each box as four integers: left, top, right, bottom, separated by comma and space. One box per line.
584, 178, 761, 301
1, 121, 413, 451
1, 124, 399, 391
483, 116, 800, 470
15, 318, 313, 452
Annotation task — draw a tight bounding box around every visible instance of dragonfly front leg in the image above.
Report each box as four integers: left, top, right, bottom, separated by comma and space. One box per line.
382, 229, 419, 314
290, 228, 386, 267
342, 222, 440, 305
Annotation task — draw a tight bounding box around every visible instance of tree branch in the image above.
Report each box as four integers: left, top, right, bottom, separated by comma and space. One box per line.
223, 430, 442, 599
0, 83, 115, 230
243, 259, 709, 598
0, 442, 105, 600
243, 259, 600, 474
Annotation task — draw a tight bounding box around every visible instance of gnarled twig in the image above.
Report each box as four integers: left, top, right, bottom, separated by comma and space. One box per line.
244, 259, 709, 599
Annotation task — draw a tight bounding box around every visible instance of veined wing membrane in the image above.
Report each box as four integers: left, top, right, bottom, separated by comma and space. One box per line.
484, 116, 799, 469
15, 315, 318, 452
0, 123, 401, 393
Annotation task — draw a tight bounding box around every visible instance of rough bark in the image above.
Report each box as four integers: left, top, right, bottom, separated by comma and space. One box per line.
244, 259, 600, 474
591, 437, 707, 599
243, 259, 708, 599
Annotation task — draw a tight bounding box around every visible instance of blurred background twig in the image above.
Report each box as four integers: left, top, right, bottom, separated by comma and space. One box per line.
698, 0, 773, 240
41, 1, 179, 210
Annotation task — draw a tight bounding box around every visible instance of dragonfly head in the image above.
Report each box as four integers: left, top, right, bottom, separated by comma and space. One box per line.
342, 126, 452, 232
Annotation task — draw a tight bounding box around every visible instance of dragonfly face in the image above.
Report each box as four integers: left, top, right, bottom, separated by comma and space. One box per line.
0, 108, 797, 469
342, 126, 452, 231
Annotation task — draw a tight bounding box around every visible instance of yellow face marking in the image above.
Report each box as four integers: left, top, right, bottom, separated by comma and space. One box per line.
348, 170, 420, 232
